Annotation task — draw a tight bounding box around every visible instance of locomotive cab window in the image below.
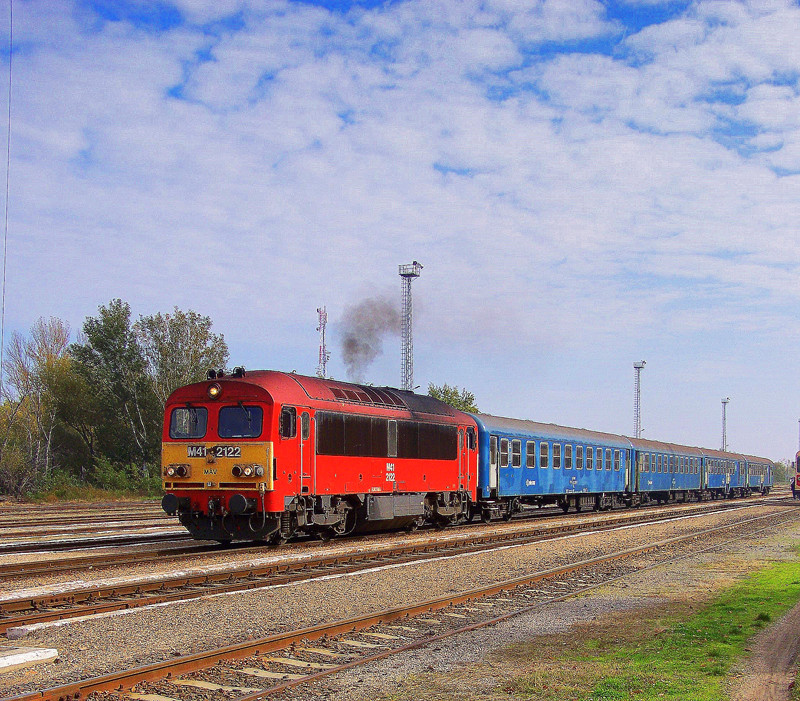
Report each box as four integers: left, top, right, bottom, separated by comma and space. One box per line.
467, 427, 476, 450
170, 406, 208, 439
279, 406, 297, 438
219, 405, 263, 438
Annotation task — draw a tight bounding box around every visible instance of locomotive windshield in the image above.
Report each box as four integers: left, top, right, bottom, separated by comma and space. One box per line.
219, 405, 263, 438
170, 407, 208, 439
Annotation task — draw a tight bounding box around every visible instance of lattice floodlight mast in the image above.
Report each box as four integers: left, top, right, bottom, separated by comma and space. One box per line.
316, 306, 330, 379
399, 261, 422, 391
633, 361, 646, 438
721, 397, 730, 451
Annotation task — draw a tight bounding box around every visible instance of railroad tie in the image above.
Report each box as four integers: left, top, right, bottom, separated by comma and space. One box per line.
296, 646, 346, 657
260, 656, 336, 670
338, 639, 386, 649
360, 632, 404, 640
220, 666, 306, 680
172, 680, 262, 693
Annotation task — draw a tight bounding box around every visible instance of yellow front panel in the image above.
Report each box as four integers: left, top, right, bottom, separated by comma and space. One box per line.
162, 442, 273, 490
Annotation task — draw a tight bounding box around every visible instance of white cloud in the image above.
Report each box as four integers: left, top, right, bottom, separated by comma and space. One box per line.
5, 0, 800, 459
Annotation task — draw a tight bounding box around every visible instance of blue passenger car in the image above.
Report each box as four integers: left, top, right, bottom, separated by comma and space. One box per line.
630, 438, 703, 502
471, 414, 632, 517
743, 454, 773, 494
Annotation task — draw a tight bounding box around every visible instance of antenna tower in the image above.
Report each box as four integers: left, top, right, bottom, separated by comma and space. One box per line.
399, 261, 422, 391
633, 361, 646, 438
316, 306, 330, 378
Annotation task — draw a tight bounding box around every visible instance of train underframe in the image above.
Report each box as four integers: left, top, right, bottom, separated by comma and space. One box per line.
163, 483, 769, 543
162, 489, 473, 543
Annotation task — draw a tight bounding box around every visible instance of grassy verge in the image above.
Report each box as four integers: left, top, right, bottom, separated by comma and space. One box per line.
504, 559, 800, 701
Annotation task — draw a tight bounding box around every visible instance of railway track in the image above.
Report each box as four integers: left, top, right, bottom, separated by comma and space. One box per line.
7, 506, 798, 701
0, 498, 788, 637
0, 493, 784, 575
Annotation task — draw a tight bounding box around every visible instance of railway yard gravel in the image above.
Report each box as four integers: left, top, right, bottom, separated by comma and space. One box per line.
1, 500, 799, 698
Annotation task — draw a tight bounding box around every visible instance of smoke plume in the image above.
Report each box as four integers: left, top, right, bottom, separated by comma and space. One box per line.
340, 296, 401, 381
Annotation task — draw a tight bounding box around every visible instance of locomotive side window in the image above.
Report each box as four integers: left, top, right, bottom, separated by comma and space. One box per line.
586, 446, 594, 470
565, 445, 573, 469
576, 445, 584, 470
511, 440, 521, 467
279, 406, 297, 438
388, 420, 398, 458
219, 405, 263, 438
467, 427, 476, 450
526, 441, 535, 467
170, 407, 208, 439
553, 443, 561, 469
540, 442, 549, 468
500, 438, 509, 468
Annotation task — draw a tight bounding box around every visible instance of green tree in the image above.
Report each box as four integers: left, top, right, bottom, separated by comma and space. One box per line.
133, 307, 229, 405
70, 299, 159, 472
1, 317, 71, 485
427, 383, 479, 412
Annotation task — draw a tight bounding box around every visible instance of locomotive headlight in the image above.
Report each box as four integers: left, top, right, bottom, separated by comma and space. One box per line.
166, 466, 176, 477
207, 383, 222, 400
255, 465, 264, 477
243, 465, 254, 477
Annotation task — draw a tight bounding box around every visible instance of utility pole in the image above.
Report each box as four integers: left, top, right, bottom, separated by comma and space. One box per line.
633, 361, 646, 438
721, 397, 730, 451
316, 306, 329, 379
399, 261, 422, 391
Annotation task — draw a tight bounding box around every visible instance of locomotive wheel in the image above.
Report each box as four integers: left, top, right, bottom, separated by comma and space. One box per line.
269, 532, 289, 546
481, 509, 491, 523
560, 501, 570, 513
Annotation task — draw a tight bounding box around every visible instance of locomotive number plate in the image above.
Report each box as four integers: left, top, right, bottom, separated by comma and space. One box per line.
187, 446, 242, 458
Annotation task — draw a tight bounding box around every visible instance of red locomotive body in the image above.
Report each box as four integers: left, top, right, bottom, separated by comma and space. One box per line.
161, 369, 478, 542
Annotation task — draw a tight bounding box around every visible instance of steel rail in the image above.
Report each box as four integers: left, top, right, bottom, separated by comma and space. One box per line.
7, 508, 799, 701
0, 499, 785, 633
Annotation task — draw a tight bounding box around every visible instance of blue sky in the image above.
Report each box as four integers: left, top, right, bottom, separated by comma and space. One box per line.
2, 0, 800, 461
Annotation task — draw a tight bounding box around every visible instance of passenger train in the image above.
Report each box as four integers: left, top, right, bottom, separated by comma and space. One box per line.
160, 370, 774, 542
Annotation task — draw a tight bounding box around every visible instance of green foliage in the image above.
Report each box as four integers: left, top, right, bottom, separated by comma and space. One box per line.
134, 307, 229, 405
427, 382, 479, 412
1, 300, 228, 500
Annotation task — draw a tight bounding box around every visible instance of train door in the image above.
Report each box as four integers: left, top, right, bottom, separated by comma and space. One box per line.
625, 449, 633, 492
489, 435, 498, 492
299, 410, 315, 494
459, 427, 476, 492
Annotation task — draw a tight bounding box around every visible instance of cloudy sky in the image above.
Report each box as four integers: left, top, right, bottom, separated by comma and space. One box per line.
2, 0, 800, 461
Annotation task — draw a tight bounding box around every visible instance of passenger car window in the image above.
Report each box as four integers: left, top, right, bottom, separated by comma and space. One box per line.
170, 407, 208, 439
500, 438, 509, 468
526, 441, 535, 468
576, 446, 584, 470
565, 445, 573, 469
511, 440, 521, 467
553, 443, 562, 469
540, 442, 549, 469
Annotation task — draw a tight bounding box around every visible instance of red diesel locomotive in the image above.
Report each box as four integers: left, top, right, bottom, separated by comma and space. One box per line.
161, 369, 477, 543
